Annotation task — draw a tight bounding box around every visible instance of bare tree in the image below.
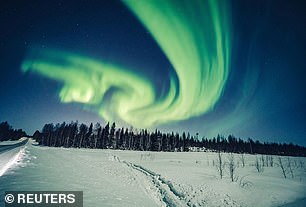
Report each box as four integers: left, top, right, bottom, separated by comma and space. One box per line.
268, 155, 274, 167
261, 155, 265, 167
216, 151, 224, 179
299, 161, 306, 173
265, 155, 269, 167
299, 161, 305, 169
255, 156, 264, 173
240, 153, 245, 168
287, 157, 294, 178
278, 157, 287, 179
228, 153, 236, 182
206, 155, 210, 166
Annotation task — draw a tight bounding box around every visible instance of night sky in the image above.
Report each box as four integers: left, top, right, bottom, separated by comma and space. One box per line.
1, 0, 305, 146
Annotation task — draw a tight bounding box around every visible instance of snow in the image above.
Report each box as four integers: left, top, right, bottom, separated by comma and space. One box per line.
0, 138, 27, 176
1, 139, 306, 207
116, 151, 306, 207
0, 147, 24, 176
0, 137, 27, 146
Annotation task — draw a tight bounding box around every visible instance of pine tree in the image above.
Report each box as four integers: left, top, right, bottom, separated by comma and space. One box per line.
103, 123, 110, 148
110, 122, 116, 149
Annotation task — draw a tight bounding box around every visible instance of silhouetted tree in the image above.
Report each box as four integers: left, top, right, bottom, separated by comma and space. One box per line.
0, 122, 27, 141
32, 121, 306, 157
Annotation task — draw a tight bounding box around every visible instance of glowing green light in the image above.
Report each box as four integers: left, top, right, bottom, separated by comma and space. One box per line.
22, 0, 231, 128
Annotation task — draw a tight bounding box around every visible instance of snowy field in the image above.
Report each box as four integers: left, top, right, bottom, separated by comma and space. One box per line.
0, 139, 306, 207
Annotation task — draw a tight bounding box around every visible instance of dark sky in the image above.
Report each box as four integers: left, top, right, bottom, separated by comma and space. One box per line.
0, 0, 305, 146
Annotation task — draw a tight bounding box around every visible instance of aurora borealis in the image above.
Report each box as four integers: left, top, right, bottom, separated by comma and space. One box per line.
1, 0, 306, 145
21, 0, 230, 129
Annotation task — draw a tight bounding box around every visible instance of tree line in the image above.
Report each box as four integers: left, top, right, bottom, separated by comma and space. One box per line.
0, 121, 27, 141
31, 121, 306, 157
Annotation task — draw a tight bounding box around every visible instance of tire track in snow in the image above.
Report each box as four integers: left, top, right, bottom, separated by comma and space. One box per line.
121, 160, 188, 207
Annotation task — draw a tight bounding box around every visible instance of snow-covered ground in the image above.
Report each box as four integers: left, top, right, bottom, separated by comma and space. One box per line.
0, 138, 27, 176
0, 139, 305, 207
0, 137, 27, 146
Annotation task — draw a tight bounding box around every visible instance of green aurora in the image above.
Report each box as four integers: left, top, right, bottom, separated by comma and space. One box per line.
21, 0, 231, 129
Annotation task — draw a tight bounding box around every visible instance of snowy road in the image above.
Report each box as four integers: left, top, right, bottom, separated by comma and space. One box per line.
0, 138, 28, 177
0, 139, 28, 154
